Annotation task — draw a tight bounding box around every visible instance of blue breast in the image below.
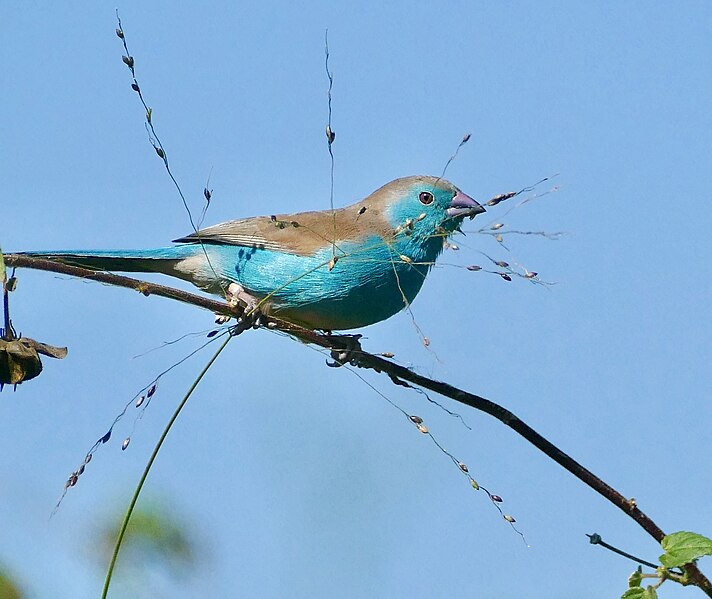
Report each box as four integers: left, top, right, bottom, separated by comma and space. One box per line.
205, 233, 443, 330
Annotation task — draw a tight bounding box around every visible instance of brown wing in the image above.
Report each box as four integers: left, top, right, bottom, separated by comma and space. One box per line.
173, 202, 393, 257
172, 176, 452, 256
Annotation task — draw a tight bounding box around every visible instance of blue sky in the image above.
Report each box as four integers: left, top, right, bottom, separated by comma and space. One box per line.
3, 2, 712, 597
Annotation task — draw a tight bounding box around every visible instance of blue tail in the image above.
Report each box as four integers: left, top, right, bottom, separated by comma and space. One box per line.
20, 246, 201, 276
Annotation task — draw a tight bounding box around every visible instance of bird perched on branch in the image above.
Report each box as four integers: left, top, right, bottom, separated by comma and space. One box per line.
23, 176, 484, 330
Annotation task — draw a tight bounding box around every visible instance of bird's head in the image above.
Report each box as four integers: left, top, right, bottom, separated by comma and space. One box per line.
376, 175, 485, 240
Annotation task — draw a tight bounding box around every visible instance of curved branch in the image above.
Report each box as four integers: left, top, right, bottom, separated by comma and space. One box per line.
5, 252, 711, 596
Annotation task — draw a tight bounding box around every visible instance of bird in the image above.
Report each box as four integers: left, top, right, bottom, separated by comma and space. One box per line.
22, 176, 484, 330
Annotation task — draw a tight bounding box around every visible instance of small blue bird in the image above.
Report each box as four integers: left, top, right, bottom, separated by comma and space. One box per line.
24, 176, 484, 330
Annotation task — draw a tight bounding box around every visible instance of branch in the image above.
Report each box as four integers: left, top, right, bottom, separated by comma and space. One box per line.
5, 252, 711, 596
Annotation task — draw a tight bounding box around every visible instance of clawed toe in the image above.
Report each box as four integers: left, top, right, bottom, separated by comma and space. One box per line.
222, 283, 264, 333
326, 334, 363, 367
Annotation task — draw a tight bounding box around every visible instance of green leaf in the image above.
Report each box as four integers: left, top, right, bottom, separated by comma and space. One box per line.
622, 586, 659, 599
660, 531, 712, 568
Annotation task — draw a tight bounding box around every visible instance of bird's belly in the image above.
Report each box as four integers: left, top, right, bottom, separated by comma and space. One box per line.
211, 239, 430, 330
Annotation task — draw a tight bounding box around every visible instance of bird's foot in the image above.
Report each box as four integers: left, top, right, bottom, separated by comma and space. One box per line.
225, 283, 264, 333
326, 334, 363, 367
225, 283, 259, 312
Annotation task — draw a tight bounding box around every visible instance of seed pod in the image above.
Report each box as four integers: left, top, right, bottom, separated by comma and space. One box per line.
121, 437, 130, 451
101, 430, 111, 444
381, 352, 395, 358
422, 337, 430, 347
458, 462, 469, 473
207, 330, 218, 338
122, 55, 134, 69
325, 125, 335, 144
409, 415, 423, 424
495, 260, 509, 268
486, 192, 516, 206
135, 395, 145, 408
524, 272, 538, 279
491, 494, 503, 503
500, 273, 512, 282
399, 255, 412, 264
155, 146, 165, 159
131, 83, 140, 92
470, 479, 480, 491
328, 256, 338, 271
116, 28, 124, 39
491, 223, 504, 230
417, 423, 429, 434
495, 234, 503, 243
467, 265, 482, 271
462, 133, 471, 143
504, 515, 516, 523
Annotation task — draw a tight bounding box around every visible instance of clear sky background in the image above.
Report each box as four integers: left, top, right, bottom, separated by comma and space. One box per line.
2, 2, 712, 598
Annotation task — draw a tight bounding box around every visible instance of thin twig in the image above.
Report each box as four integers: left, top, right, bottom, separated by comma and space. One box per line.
586, 533, 662, 571
5, 255, 243, 320
6, 253, 712, 597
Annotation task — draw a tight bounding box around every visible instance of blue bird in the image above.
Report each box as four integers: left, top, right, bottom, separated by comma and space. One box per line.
23, 176, 484, 330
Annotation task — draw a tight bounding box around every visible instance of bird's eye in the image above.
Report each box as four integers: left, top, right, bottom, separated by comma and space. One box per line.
419, 191, 434, 205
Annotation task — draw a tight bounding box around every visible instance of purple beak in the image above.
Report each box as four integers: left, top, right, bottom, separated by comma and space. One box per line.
447, 191, 485, 218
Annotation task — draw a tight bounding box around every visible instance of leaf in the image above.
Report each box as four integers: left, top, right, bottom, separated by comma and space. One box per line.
621, 588, 645, 599
660, 531, 712, 568
0, 339, 43, 385
621, 587, 658, 599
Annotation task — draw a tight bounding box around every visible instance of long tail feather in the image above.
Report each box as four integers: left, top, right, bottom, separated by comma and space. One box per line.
20, 247, 199, 276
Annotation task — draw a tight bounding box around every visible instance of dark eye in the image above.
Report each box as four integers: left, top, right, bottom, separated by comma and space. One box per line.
419, 191, 434, 205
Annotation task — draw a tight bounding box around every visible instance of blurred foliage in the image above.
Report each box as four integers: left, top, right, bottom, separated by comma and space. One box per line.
100, 503, 196, 571
0, 567, 23, 599
97, 503, 201, 597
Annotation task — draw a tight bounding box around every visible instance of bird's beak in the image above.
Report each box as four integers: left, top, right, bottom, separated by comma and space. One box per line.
446, 191, 486, 219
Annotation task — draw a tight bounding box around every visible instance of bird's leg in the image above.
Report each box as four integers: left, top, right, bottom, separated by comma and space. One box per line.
326, 333, 363, 367
216, 282, 254, 324
224, 283, 263, 329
